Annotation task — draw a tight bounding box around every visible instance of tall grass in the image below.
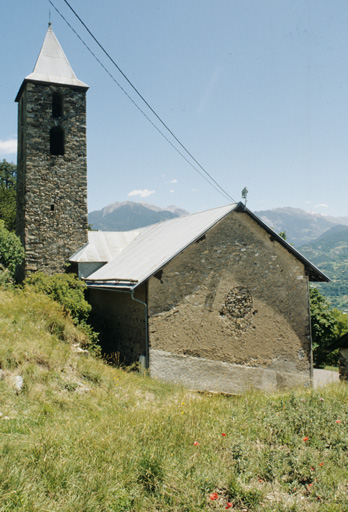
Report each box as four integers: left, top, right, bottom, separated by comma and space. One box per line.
0, 287, 348, 511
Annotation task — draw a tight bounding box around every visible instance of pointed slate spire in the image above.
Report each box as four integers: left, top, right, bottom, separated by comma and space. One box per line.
16, 24, 88, 101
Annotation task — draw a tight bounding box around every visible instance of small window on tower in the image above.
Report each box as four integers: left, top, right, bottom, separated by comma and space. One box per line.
50, 126, 65, 156
52, 92, 63, 118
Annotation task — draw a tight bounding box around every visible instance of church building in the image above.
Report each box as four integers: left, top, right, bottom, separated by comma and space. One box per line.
16, 26, 329, 394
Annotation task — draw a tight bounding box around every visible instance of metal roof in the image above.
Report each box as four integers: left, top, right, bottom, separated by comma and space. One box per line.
16, 24, 88, 101
74, 203, 329, 289
84, 204, 237, 286
70, 229, 146, 263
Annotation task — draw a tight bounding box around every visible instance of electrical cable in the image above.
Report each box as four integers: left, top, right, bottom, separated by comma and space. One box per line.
48, 0, 236, 204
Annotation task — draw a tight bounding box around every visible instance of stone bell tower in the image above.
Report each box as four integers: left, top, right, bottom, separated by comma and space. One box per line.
15, 24, 89, 279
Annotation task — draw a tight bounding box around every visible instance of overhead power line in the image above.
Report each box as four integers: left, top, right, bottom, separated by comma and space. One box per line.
48, 0, 236, 204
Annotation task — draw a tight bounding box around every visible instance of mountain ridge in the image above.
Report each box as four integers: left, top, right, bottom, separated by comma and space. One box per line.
88, 201, 189, 231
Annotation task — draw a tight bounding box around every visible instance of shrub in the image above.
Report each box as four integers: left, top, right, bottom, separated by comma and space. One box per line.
25, 272, 101, 355
0, 220, 25, 279
310, 287, 348, 367
0, 264, 14, 289
25, 272, 91, 324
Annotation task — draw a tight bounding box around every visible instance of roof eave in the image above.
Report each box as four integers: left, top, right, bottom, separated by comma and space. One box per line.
15, 77, 89, 102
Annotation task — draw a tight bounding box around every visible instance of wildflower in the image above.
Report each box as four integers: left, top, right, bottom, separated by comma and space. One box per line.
308, 483, 313, 488
311, 467, 315, 471
319, 462, 324, 467
258, 478, 264, 483
303, 436, 309, 442
225, 503, 233, 509
336, 419, 341, 424
222, 433, 226, 437
193, 441, 199, 446
209, 493, 218, 501
319, 398, 324, 402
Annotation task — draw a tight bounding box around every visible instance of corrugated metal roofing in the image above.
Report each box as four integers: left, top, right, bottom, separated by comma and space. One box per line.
85, 204, 237, 285
16, 25, 88, 101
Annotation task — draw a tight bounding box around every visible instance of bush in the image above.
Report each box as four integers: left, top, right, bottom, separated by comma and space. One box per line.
310, 287, 348, 367
25, 272, 91, 324
0, 219, 25, 279
25, 272, 100, 355
0, 264, 14, 289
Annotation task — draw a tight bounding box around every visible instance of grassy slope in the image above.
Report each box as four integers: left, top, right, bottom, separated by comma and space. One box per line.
1, 288, 348, 512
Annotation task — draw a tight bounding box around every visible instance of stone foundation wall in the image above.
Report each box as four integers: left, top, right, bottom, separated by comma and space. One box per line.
16, 82, 88, 278
150, 350, 310, 394
148, 211, 311, 391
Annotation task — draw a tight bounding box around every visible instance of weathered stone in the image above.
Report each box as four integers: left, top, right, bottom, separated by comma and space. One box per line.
16, 82, 88, 279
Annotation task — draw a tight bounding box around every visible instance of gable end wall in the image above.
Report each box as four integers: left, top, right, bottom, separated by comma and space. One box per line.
148, 211, 311, 393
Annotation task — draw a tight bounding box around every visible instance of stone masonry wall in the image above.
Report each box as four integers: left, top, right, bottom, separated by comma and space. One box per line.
148, 212, 311, 392
88, 285, 147, 365
16, 82, 88, 278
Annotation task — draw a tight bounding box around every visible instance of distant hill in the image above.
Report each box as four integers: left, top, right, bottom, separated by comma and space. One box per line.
88, 201, 189, 231
255, 207, 348, 247
299, 226, 348, 311
255, 207, 348, 311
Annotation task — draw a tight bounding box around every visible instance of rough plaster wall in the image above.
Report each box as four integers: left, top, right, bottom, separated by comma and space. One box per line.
148, 212, 311, 377
88, 286, 146, 364
16, 82, 88, 278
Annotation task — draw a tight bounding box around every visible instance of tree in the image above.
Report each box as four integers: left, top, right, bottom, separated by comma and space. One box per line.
0, 220, 24, 280
310, 287, 348, 367
0, 160, 16, 232
0, 159, 16, 189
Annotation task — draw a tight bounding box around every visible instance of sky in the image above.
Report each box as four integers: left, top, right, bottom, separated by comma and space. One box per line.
1, 0, 348, 217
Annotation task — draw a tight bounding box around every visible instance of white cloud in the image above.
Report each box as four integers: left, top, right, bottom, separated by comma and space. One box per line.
314, 203, 329, 209
170, 189, 175, 193
0, 138, 17, 155
128, 189, 155, 198
169, 179, 178, 184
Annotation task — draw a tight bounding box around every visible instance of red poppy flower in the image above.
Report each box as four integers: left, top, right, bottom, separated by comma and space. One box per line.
193, 441, 199, 446
258, 478, 264, 483
336, 419, 341, 424
221, 433, 226, 437
308, 483, 313, 488
209, 493, 218, 501
225, 503, 233, 509
319, 462, 324, 467
303, 436, 309, 442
